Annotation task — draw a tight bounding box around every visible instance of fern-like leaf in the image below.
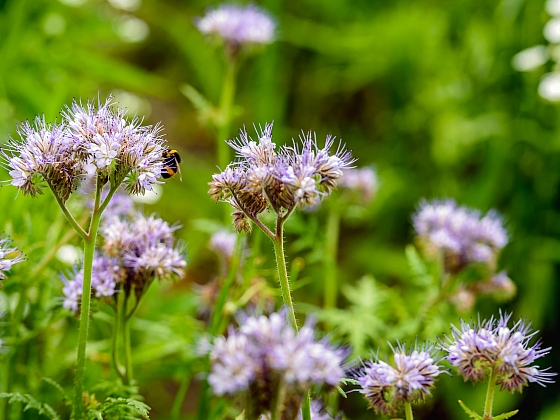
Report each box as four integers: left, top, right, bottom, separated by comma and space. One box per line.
88, 397, 150, 420
493, 409, 518, 419
458, 400, 482, 420
0, 392, 61, 420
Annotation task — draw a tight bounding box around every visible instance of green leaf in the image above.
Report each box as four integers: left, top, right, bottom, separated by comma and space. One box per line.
458, 400, 483, 420
88, 397, 150, 420
0, 392, 61, 420
40, 377, 70, 403
493, 409, 519, 420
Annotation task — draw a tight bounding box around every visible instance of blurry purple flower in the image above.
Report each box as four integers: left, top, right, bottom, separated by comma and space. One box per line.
209, 312, 346, 418
196, 3, 275, 51
413, 199, 508, 272
209, 230, 237, 259
0, 235, 25, 281
443, 313, 556, 393
354, 343, 444, 417
338, 166, 378, 204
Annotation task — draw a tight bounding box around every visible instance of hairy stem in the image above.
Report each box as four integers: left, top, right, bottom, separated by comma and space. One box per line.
48, 183, 87, 241
122, 297, 133, 385
323, 208, 341, 308
112, 290, 126, 382
405, 402, 414, 420
483, 368, 498, 420
272, 219, 298, 330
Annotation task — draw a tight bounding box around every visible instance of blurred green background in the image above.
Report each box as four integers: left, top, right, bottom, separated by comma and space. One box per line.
1, 0, 560, 418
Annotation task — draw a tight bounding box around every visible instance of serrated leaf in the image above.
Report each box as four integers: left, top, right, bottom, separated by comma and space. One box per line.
40, 377, 70, 403
458, 400, 482, 419
335, 385, 348, 398
405, 244, 433, 286
493, 409, 518, 419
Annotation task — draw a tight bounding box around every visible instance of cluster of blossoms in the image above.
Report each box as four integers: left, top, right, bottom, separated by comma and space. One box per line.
354, 343, 444, 417
338, 166, 378, 205
208, 312, 346, 420
413, 199, 508, 274
443, 312, 556, 393
209, 230, 238, 260
0, 235, 25, 281
209, 123, 354, 232
62, 213, 185, 312
2, 97, 168, 201
196, 3, 275, 55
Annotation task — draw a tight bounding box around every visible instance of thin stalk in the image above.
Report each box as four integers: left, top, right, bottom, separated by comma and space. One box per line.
210, 234, 244, 334
170, 367, 192, 420
405, 402, 414, 420
272, 219, 298, 330
271, 379, 287, 420
72, 179, 105, 420
323, 207, 341, 308
301, 394, 312, 420
122, 297, 133, 385
47, 183, 87, 241
112, 291, 126, 382
483, 369, 498, 420
217, 58, 237, 169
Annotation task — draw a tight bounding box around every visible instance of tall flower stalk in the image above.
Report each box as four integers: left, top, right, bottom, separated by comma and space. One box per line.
2, 97, 169, 419
209, 123, 354, 329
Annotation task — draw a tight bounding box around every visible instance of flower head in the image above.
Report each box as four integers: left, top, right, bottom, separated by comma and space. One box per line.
3, 96, 169, 202
338, 166, 378, 204
413, 199, 508, 273
443, 313, 556, 393
354, 343, 444, 417
0, 235, 25, 281
62, 213, 185, 312
196, 3, 275, 54
208, 312, 346, 418
209, 123, 354, 232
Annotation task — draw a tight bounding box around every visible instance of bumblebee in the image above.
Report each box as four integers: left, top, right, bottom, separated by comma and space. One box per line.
161, 149, 182, 181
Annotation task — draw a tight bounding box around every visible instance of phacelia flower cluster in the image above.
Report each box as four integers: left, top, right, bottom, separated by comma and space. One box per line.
0, 235, 25, 281
354, 343, 444, 417
209, 123, 354, 232
2, 96, 168, 202
413, 199, 508, 273
62, 213, 186, 312
209, 312, 346, 419
443, 313, 556, 393
196, 4, 275, 53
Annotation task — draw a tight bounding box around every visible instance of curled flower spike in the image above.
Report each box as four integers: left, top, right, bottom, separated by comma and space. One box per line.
0, 235, 25, 281
2, 96, 169, 203
209, 123, 354, 233
353, 343, 445, 417
196, 3, 275, 54
208, 312, 346, 419
443, 312, 556, 393
413, 199, 508, 273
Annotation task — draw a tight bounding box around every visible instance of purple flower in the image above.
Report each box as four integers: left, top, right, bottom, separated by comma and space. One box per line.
412, 199, 508, 273
354, 343, 444, 417
209, 123, 354, 232
0, 235, 25, 281
443, 313, 556, 393
338, 166, 378, 204
208, 312, 346, 418
209, 230, 238, 259
196, 4, 275, 49
3, 96, 169, 202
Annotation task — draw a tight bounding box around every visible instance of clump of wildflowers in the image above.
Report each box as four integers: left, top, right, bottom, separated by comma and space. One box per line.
443, 312, 556, 393
2, 96, 168, 201
196, 3, 275, 56
413, 199, 508, 274
209, 123, 354, 233
0, 235, 25, 281
62, 213, 185, 311
353, 343, 445, 417
208, 312, 346, 419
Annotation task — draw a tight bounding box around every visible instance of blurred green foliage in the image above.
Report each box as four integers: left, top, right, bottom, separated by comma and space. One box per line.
0, 0, 559, 419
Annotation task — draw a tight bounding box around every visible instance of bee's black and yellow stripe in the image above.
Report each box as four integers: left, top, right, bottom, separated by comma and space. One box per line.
162, 149, 182, 179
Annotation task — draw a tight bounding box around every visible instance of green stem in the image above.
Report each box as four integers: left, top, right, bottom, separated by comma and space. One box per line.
210, 233, 244, 334
112, 291, 126, 382
271, 379, 286, 420
72, 179, 106, 419
217, 58, 237, 169
47, 182, 87, 241
272, 219, 298, 330
301, 394, 312, 420
483, 369, 498, 420
122, 297, 133, 385
323, 208, 341, 308
405, 402, 414, 420
170, 368, 192, 420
